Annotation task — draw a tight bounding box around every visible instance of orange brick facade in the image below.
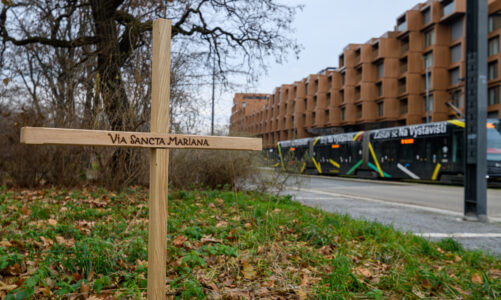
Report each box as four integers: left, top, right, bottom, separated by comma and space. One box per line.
230, 0, 501, 148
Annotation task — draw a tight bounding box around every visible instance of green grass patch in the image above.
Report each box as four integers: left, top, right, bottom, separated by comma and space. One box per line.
0, 187, 499, 299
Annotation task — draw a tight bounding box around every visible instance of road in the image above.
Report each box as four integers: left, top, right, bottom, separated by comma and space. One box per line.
281, 175, 501, 255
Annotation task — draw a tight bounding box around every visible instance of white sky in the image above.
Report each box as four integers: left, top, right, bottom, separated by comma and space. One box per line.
206, 0, 423, 134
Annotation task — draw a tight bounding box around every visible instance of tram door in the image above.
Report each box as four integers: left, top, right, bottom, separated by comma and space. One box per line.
452, 129, 464, 171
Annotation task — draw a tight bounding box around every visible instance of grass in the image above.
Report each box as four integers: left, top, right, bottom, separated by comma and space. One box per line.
0, 184, 499, 299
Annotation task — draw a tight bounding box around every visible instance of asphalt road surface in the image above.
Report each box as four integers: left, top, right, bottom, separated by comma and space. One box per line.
281, 175, 501, 255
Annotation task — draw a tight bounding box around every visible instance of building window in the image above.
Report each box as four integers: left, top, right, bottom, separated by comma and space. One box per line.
372, 43, 379, 58
400, 98, 408, 114
378, 102, 384, 117
340, 55, 345, 67
401, 37, 409, 54
397, 16, 407, 32
400, 57, 408, 74
398, 78, 406, 94
341, 72, 346, 85
312, 112, 316, 121
450, 67, 460, 85
450, 43, 461, 63
489, 11, 501, 33
355, 86, 361, 100
357, 67, 363, 82
340, 90, 344, 103
489, 36, 499, 56
450, 18, 463, 41
305, 83, 309, 95
424, 51, 433, 68
424, 71, 432, 89
242, 102, 246, 108
424, 29, 435, 48
341, 108, 346, 120
423, 7, 431, 24
378, 62, 384, 78
313, 96, 317, 107
356, 105, 362, 119
442, 0, 455, 17
328, 76, 332, 87
325, 110, 330, 121
489, 61, 498, 80
488, 86, 501, 105
451, 90, 463, 108
425, 95, 434, 112
326, 93, 331, 107
376, 82, 383, 97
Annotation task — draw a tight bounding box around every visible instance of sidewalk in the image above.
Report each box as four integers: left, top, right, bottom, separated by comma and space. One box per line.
284, 186, 501, 255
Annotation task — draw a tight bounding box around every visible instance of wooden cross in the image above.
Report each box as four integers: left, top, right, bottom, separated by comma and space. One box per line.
19, 19, 261, 300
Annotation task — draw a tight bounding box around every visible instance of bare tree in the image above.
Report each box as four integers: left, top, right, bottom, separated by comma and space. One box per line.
0, 0, 302, 188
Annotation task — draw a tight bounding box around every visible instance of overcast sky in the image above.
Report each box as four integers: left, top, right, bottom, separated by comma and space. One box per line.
207, 0, 423, 134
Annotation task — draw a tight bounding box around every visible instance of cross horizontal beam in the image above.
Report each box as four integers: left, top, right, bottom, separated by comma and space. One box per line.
21, 127, 262, 151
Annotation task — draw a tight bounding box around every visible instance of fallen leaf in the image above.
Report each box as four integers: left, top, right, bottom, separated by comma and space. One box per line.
173, 235, 187, 247
21, 205, 31, 216
80, 281, 90, 298
489, 269, 501, 278
200, 235, 222, 244
72, 273, 82, 282
421, 278, 432, 289
0, 281, 17, 292
0, 241, 12, 248
215, 221, 227, 228
244, 223, 252, 229
356, 267, 373, 278
40, 236, 53, 248
454, 255, 462, 262
48, 219, 58, 226
296, 289, 308, 300
227, 228, 236, 240
39, 286, 52, 297
241, 261, 257, 280
472, 273, 483, 284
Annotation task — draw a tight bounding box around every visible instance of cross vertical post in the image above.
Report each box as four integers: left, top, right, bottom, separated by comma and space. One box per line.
148, 19, 171, 300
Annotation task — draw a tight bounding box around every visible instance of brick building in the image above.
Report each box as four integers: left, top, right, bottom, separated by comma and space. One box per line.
229, 0, 501, 148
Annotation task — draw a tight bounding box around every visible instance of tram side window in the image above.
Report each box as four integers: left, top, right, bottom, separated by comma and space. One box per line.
399, 139, 414, 162
452, 131, 464, 163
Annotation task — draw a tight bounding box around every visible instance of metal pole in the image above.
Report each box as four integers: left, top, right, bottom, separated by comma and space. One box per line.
211, 54, 215, 135
464, 0, 488, 221
425, 63, 430, 123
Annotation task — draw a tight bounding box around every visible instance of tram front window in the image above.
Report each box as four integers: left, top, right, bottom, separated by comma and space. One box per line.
487, 121, 501, 161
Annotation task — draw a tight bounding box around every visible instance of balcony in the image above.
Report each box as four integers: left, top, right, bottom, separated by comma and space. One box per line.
354, 88, 361, 100
400, 42, 409, 54
399, 63, 408, 74
398, 82, 406, 94
442, 1, 455, 17
397, 21, 407, 32
372, 48, 379, 59
354, 55, 361, 65
356, 71, 362, 82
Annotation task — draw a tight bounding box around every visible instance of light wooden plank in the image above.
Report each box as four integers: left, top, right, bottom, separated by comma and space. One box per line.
20, 127, 262, 151
148, 19, 171, 300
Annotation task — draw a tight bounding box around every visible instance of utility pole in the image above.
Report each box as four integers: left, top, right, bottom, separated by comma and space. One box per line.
211, 54, 216, 136
464, 0, 488, 221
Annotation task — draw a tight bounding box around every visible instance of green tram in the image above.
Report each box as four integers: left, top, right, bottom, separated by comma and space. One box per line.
276, 119, 501, 182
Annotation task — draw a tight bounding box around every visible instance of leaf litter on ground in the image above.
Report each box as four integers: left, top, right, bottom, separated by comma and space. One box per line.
0, 185, 499, 299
